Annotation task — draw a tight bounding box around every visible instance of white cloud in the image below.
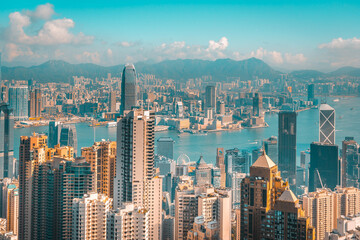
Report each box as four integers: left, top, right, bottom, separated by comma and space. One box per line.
5, 5, 93, 46
284, 53, 307, 64
117, 41, 137, 47
319, 37, 360, 49
106, 48, 113, 57
76, 51, 100, 63
250, 47, 283, 64
207, 37, 228, 51
26, 3, 55, 20
4, 43, 34, 61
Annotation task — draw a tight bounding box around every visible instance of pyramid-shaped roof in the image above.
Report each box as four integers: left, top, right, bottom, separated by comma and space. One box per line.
251, 152, 276, 169
278, 189, 298, 203
196, 155, 208, 168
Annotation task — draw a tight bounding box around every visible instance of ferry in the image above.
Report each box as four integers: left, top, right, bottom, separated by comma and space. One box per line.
106, 122, 117, 128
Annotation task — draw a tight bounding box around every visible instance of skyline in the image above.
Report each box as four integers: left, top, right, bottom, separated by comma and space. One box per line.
1, 1, 360, 71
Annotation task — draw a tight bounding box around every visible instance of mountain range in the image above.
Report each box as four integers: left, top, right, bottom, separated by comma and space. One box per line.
1, 58, 360, 83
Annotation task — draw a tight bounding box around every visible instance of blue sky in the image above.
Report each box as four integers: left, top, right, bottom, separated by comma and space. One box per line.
1, 0, 360, 70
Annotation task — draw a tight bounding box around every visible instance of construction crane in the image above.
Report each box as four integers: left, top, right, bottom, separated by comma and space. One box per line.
316, 169, 325, 189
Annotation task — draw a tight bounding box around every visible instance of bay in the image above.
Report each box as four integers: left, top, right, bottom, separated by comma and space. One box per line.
14, 97, 360, 165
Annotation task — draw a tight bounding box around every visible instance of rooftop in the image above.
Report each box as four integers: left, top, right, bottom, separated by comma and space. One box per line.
251, 152, 276, 169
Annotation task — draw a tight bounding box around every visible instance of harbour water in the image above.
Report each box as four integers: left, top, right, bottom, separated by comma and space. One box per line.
14, 97, 360, 165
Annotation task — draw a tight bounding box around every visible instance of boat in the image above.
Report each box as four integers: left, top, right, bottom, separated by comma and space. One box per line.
107, 122, 117, 128
333, 99, 340, 102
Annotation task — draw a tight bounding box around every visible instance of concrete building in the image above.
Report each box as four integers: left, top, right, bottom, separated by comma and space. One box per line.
240, 152, 315, 240
205, 85, 216, 110
59, 124, 78, 156
109, 90, 116, 112
341, 137, 359, 188
157, 137, 175, 159
81, 141, 116, 198
303, 186, 360, 240
195, 156, 212, 186
0, 104, 14, 179
114, 109, 162, 240
106, 203, 149, 240
320, 104, 336, 145
252, 92, 262, 117
72, 193, 112, 240
216, 148, 226, 188
325, 214, 360, 239
29, 89, 41, 118
263, 136, 278, 165
8, 86, 28, 120
175, 176, 198, 240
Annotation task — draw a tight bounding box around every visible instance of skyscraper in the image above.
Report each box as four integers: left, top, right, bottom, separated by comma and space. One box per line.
309, 142, 340, 192
307, 83, 315, 101
18, 133, 48, 240
341, 137, 357, 187
120, 64, 137, 115
319, 104, 335, 145
109, 90, 117, 112
252, 92, 262, 117
29, 89, 42, 118
59, 124, 78, 156
205, 85, 216, 109
48, 121, 61, 148
114, 109, 162, 239
263, 136, 278, 165
240, 152, 315, 240
0, 104, 14, 179
8, 86, 29, 120
81, 141, 116, 198
72, 193, 112, 240
157, 137, 175, 159
216, 147, 226, 187
278, 110, 297, 191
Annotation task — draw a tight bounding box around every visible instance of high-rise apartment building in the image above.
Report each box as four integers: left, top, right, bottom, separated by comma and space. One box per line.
157, 137, 175, 159
18, 133, 47, 240
120, 64, 137, 115
81, 141, 116, 198
18, 135, 93, 240
114, 109, 162, 240
6, 183, 18, 236
59, 124, 78, 156
216, 147, 226, 188
29, 89, 41, 118
72, 193, 112, 240
8, 86, 29, 120
252, 92, 262, 117
278, 110, 297, 191
240, 152, 315, 240
303, 186, 360, 240
109, 90, 117, 112
319, 104, 335, 145
175, 176, 197, 240
114, 109, 155, 207
0, 104, 14, 179
309, 142, 340, 192
205, 85, 216, 110
106, 203, 149, 240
